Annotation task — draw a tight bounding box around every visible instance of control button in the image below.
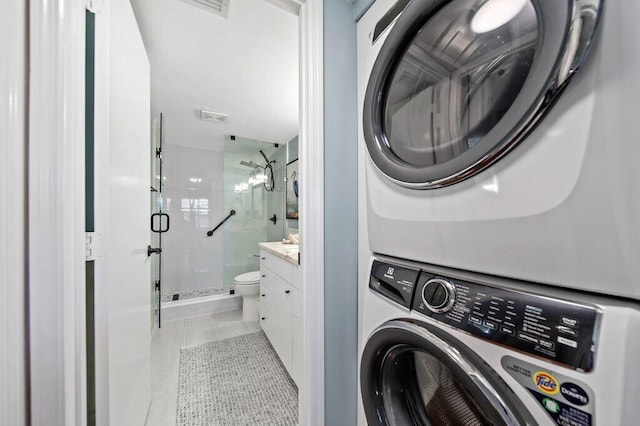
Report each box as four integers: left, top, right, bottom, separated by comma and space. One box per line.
517, 332, 539, 345
539, 339, 555, 351
557, 336, 578, 348
483, 320, 497, 330
560, 316, 579, 328
422, 278, 456, 313
500, 326, 515, 336
468, 316, 482, 326
557, 325, 579, 337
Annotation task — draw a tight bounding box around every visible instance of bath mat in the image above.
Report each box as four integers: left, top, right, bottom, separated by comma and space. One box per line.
177, 331, 298, 426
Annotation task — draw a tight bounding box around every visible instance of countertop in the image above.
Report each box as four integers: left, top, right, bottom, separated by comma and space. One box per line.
259, 241, 299, 266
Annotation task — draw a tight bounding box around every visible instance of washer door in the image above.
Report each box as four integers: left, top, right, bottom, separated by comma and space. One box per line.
363, 0, 601, 189
360, 320, 537, 425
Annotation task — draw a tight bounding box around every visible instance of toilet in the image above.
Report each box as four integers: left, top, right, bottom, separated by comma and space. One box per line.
234, 271, 261, 322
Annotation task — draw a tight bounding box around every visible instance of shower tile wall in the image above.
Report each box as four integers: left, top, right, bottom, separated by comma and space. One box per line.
163, 144, 224, 295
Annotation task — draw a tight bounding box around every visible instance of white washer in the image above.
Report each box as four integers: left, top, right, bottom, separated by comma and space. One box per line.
358, 0, 640, 299
359, 256, 640, 425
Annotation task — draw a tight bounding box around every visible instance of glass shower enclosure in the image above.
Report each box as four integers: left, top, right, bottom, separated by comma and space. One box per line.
150, 113, 167, 327
222, 136, 286, 286
152, 124, 285, 312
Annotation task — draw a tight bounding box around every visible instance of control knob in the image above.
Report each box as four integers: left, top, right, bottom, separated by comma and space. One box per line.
422, 278, 456, 313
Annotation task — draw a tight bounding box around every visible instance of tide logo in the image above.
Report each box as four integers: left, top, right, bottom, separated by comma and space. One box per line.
533, 372, 560, 395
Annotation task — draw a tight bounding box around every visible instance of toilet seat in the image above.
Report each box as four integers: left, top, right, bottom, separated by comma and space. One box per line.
234, 271, 261, 285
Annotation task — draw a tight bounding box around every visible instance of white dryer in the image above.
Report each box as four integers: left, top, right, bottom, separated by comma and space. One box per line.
359, 256, 640, 425
358, 0, 640, 299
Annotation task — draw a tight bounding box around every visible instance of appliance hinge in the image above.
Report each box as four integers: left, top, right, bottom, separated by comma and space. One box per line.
86, 232, 104, 261
156, 148, 162, 159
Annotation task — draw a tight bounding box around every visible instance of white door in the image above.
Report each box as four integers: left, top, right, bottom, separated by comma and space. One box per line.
96, 0, 151, 423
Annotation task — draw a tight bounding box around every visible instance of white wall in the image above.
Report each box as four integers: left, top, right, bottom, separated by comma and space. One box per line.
162, 144, 225, 295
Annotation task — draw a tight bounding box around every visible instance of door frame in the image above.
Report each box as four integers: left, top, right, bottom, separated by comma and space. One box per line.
27, 0, 325, 424
1, 0, 28, 424
28, 0, 87, 424
296, 0, 325, 424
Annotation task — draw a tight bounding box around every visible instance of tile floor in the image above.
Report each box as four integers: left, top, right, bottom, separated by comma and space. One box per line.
145, 309, 260, 426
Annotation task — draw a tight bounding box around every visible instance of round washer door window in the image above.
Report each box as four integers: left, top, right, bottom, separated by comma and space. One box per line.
363, 0, 601, 188
360, 320, 537, 425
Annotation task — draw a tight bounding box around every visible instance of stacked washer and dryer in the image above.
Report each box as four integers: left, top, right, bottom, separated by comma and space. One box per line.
356, 0, 640, 425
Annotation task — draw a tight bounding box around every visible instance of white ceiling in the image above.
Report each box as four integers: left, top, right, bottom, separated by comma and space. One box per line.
131, 0, 299, 152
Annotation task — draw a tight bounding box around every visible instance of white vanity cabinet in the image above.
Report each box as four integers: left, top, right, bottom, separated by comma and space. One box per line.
259, 248, 302, 386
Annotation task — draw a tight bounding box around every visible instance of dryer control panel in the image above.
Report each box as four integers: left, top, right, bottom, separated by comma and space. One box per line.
370, 259, 599, 371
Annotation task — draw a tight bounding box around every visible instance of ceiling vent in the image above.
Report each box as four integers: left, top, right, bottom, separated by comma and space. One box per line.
178, 0, 230, 18
201, 109, 229, 123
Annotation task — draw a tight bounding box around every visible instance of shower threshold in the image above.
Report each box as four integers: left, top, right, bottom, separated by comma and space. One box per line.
161, 292, 242, 322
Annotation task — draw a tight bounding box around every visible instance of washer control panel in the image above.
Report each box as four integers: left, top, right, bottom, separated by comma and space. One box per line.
370, 259, 599, 371
413, 270, 599, 371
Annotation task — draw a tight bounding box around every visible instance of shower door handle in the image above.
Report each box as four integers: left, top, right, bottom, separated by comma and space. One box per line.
147, 245, 162, 257
151, 213, 170, 233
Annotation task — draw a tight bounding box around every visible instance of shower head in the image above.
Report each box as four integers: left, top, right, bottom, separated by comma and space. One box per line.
260, 150, 271, 165
240, 160, 260, 169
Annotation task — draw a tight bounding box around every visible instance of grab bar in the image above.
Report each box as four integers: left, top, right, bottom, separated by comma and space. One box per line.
206, 210, 236, 237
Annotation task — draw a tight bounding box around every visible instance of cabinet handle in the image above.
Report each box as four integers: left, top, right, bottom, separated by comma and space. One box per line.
261, 317, 266, 320
261, 294, 266, 297
285, 290, 290, 294
262, 274, 266, 278
261, 257, 266, 260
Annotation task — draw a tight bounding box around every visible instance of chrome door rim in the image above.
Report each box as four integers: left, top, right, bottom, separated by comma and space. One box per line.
360, 319, 537, 425
363, 0, 602, 189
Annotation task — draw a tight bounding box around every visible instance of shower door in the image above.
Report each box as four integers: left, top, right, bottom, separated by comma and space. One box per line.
150, 113, 168, 327
223, 137, 286, 286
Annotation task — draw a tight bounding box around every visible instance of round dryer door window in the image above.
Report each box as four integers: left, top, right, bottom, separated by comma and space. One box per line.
363, 0, 602, 188
360, 320, 536, 425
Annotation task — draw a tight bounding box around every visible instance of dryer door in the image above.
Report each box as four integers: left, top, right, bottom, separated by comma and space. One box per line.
363, 0, 601, 189
360, 320, 536, 425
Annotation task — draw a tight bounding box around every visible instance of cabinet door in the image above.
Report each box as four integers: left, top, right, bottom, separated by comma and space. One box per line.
260, 249, 293, 282
276, 285, 293, 375
259, 263, 293, 376
291, 286, 302, 386
291, 264, 302, 289
259, 265, 279, 348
